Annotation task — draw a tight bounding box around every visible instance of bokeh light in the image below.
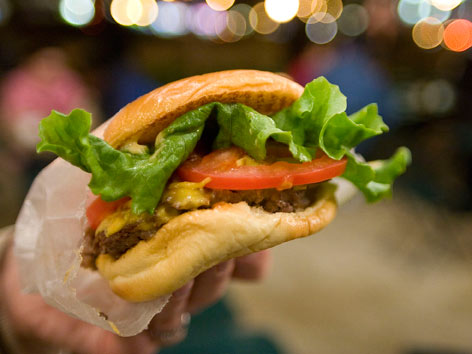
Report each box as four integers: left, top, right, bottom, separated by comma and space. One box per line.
111, 0, 139, 26
412, 17, 444, 49
318, 0, 343, 23
135, 0, 159, 26
419, 2, 451, 23
405, 79, 456, 115
430, 0, 463, 11
421, 79, 455, 114
338, 3, 369, 37
186, 2, 225, 39
264, 0, 299, 23
398, 0, 426, 25
297, 0, 327, 23
306, 14, 337, 44
206, 0, 234, 12
443, 19, 472, 52
232, 3, 254, 35
59, 0, 95, 27
150, 1, 188, 37
249, 2, 279, 34
111, 0, 158, 26
217, 10, 245, 42
124, 0, 142, 24
398, 0, 451, 26
226, 10, 246, 37
297, 0, 315, 19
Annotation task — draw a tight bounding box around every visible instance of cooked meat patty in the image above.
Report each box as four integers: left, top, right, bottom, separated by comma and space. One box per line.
82, 184, 322, 268
210, 187, 315, 213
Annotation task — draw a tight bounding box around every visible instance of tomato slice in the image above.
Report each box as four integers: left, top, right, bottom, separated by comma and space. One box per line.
86, 197, 129, 230
177, 147, 347, 190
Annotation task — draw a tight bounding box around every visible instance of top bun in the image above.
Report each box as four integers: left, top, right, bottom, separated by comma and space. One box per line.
104, 70, 304, 148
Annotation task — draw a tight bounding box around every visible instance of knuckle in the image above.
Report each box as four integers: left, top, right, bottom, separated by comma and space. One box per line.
212, 260, 235, 278
171, 281, 194, 301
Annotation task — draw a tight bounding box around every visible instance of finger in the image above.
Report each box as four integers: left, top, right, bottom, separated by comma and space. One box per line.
187, 260, 235, 314
148, 280, 194, 346
233, 250, 272, 281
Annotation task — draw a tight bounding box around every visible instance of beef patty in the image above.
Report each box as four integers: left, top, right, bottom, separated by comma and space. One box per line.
82, 184, 322, 268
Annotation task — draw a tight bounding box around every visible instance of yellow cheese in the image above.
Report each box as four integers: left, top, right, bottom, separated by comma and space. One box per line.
96, 208, 144, 236
96, 179, 211, 237
162, 178, 212, 210
236, 156, 260, 166
155, 205, 180, 224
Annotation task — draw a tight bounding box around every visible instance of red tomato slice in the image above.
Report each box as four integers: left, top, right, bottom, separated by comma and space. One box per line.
86, 197, 129, 230
177, 147, 347, 190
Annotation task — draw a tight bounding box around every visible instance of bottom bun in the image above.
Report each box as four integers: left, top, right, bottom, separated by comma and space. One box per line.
96, 184, 337, 302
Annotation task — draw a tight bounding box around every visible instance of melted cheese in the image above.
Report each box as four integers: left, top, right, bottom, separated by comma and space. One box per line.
97, 179, 211, 237
236, 156, 260, 166
163, 178, 211, 210
96, 205, 151, 237
155, 205, 180, 224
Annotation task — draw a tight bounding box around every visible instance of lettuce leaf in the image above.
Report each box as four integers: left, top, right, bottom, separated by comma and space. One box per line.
342, 148, 412, 202
212, 103, 312, 161
38, 108, 206, 214
273, 78, 389, 159
37, 77, 411, 214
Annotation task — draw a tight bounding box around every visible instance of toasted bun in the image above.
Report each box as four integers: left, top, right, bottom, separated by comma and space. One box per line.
104, 70, 304, 148
96, 184, 337, 302
96, 70, 337, 302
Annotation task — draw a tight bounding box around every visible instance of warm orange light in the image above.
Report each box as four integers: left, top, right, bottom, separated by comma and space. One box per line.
264, 0, 299, 23
298, 0, 327, 23
111, 0, 134, 26
297, 0, 315, 18
311, 0, 342, 24
325, 0, 343, 22
443, 19, 472, 52
135, 0, 158, 26
412, 17, 444, 49
249, 2, 279, 34
206, 0, 235, 12
110, 0, 158, 26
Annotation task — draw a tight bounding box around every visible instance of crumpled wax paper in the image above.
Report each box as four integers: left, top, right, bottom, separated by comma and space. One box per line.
13, 122, 170, 337
12, 121, 357, 337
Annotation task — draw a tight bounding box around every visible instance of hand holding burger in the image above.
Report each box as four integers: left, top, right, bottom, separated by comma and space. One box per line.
1, 231, 270, 353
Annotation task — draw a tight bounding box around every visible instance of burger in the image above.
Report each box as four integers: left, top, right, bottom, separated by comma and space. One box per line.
37, 70, 410, 302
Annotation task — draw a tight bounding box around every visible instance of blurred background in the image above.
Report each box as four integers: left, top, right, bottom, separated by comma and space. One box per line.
0, 0, 471, 353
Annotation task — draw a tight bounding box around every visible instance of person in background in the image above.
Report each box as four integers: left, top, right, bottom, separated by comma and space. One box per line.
0, 47, 100, 183
0, 48, 101, 227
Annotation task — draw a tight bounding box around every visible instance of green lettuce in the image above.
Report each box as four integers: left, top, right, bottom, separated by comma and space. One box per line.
37, 77, 410, 214
37, 108, 206, 214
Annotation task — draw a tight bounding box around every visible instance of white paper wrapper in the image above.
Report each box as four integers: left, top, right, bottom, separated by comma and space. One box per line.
13, 122, 170, 337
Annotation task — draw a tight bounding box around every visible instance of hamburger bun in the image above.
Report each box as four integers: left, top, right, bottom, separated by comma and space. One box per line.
104, 70, 304, 148
95, 70, 337, 302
